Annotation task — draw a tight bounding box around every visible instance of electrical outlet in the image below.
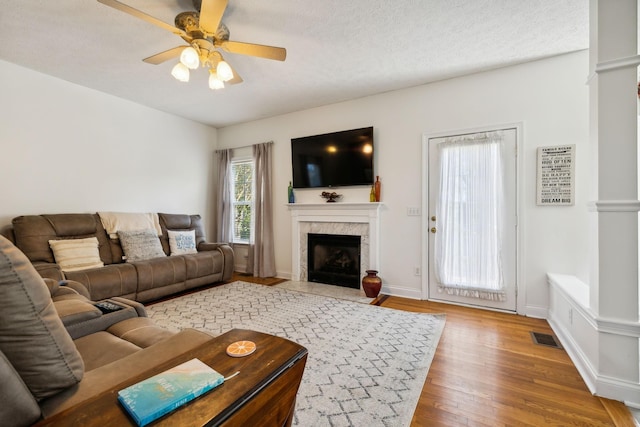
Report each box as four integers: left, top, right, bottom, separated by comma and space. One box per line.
414, 267, 421, 276
407, 207, 421, 216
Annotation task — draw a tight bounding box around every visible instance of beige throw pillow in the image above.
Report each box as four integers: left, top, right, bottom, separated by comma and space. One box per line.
49, 237, 104, 272
0, 235, 84, 400
168, 230, 198, 256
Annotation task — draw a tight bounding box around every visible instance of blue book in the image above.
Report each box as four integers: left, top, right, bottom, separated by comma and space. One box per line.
117, 358, 224, 426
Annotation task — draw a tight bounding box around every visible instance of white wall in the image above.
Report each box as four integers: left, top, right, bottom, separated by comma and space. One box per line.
218, 51, 590, 315
0, 60, 217, 233
0, 52, 591, 316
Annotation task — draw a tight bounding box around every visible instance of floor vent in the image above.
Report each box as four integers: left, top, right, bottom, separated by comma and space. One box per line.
530, 332, 563, 349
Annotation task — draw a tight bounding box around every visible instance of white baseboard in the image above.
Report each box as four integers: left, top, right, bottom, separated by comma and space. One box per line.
547, 273, 640, 407
523, 304, 548, 319
381, 284, 422, 300
547, 313, 598, 394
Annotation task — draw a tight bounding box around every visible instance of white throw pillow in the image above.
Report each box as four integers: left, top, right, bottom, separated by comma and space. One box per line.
168, 230, 198, 256
118, 229, 166, 263
48, 237, 104, 272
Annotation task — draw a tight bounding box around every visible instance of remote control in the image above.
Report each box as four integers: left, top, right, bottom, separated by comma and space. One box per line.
94, 301, 123, 314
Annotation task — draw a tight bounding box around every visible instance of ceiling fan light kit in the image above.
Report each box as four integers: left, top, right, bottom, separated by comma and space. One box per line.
171, 62, 190, 82
180, 47, 200, 70
97, 0, 286, 91
216, 59, 233, 82
209, 70, 225, 90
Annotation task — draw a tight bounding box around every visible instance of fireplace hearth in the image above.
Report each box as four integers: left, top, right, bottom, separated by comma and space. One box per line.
307, 233, 361, 289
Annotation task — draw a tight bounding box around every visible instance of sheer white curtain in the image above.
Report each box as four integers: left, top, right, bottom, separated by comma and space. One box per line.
434, 132, 506, 301
215, 149, 233, 242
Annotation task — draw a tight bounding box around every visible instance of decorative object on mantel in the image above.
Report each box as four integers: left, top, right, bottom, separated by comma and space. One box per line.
369, 185, 376, 202
320, 191, 342, 203
374, 176, 381, 202
362, 270, 382, 298
288, 181, 295, 203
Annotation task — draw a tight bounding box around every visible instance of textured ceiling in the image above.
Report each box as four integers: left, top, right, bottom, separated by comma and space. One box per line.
0, 1, 588, 128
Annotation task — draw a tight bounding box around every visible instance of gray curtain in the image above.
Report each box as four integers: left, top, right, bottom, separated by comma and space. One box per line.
247, 142, 276, 277
215, 149, 232, 242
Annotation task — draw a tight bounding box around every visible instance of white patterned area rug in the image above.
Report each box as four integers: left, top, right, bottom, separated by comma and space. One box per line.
146, 281, 445, 427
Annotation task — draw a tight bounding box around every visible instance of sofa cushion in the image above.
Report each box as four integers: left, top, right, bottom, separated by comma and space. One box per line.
0, 235, 84, 400
39, 329, 214, 418
118, 229, 166, 263
11, 214, 114, 265
134, 256, 187, 296
106, 317, 175, 348
74, 331, 142, 372
158, 213, 208, 254
168, 230, 198, 256
48, 237, 104, 272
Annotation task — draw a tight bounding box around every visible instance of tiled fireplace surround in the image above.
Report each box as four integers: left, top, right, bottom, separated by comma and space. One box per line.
288, 203, 382, 287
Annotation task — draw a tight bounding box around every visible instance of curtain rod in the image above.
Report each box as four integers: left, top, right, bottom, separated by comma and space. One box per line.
215, 140, 273, 153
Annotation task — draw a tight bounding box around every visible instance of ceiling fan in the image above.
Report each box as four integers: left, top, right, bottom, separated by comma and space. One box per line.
97, 0, 286, 89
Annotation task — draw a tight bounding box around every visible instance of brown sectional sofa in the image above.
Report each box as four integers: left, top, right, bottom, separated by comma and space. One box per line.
0, 234, 217, 427
6, 212, 234, 302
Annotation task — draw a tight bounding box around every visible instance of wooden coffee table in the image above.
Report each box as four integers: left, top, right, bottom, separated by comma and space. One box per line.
38, 329, 308, 426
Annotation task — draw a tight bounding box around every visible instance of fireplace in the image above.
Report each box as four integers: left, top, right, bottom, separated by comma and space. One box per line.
307, 233, 361, 289
287, 202, 381, 286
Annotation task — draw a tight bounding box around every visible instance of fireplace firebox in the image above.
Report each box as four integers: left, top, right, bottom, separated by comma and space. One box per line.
307, 233, 361, 289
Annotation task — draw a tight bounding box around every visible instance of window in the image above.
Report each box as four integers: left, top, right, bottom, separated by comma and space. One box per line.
231, 159, 254, 244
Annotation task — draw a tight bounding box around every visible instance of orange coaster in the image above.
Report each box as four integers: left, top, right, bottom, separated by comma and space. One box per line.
226, 340, 257, 357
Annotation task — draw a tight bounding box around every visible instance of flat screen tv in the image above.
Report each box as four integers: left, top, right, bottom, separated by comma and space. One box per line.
291, 126, 374, 188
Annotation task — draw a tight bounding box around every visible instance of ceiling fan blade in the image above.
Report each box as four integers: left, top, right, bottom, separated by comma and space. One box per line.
143, 46, 188, 65
97, 0, 190, 39
199, 0, 228, 36
220, 41, 286, 61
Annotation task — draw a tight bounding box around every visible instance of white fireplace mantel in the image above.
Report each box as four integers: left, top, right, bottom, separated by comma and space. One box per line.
287, 203, 382, 282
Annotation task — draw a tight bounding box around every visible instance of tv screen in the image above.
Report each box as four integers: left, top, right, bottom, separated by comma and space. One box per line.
291, 127, 374, 188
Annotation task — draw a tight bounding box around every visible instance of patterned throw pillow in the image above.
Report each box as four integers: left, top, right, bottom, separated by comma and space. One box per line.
48, 237, 104, 272
168, 230, 198, 256
118, 229, 166, 263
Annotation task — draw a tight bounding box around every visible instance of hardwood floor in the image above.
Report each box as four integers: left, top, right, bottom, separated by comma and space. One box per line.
231, 275, 635, 426
377, 296, 634, 427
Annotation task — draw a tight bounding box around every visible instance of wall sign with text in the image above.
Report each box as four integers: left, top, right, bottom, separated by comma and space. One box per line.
536, 145, 575, 206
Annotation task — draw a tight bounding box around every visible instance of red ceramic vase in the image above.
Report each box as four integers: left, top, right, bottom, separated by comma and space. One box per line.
362, 270, 382, 298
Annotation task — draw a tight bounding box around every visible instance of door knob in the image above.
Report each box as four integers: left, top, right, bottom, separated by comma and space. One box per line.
431, 216, 436, 222
430, 227, 436, 233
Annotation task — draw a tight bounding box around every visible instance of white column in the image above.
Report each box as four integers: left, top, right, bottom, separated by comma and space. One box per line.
589, 0, 639, 321
588, 0, 640, 392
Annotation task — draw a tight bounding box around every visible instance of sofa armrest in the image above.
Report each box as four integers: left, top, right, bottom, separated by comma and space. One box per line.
54, 300, 102, 327
110, 296, 147, 317
59, 280, 91, 299
197, 242, 230, 251
33, 262, 64, 281
198, 243, 234, 281
39, 328, 215, 419
63, 301, 140, 340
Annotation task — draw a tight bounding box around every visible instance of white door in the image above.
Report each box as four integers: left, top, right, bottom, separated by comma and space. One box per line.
426, 127, 517, 311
